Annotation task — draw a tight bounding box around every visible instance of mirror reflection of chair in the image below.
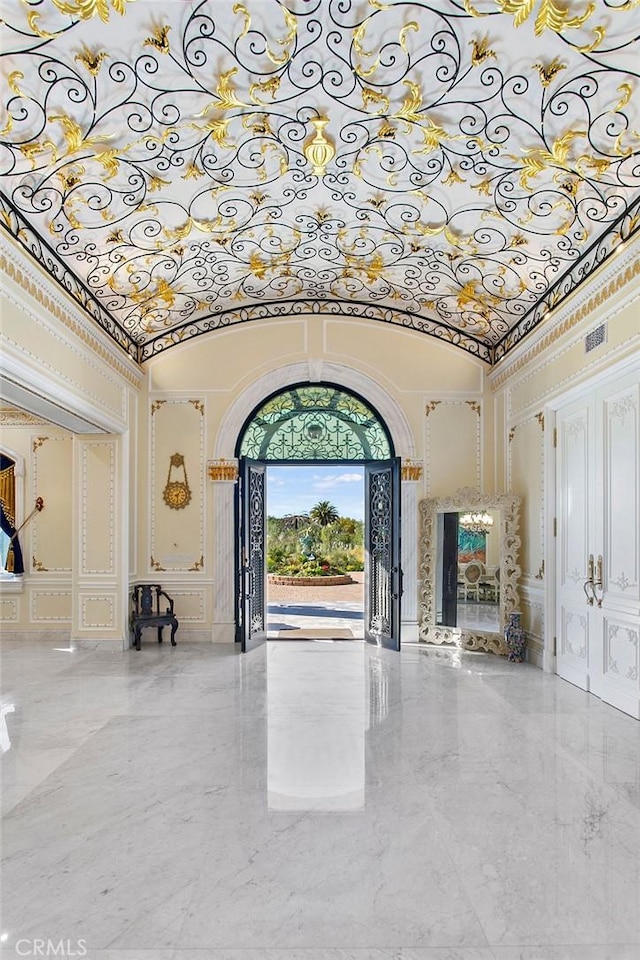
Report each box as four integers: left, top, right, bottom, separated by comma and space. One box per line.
462, 561, 484, 601
130, 584, 178, 651
482, 566, 500, 603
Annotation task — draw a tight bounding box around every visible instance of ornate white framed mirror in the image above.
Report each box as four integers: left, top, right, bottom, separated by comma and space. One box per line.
418, 489, 521, 655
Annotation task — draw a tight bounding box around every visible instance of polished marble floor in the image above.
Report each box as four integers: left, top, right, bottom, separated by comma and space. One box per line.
1, 637, 639, 960
456, 601, 500, 634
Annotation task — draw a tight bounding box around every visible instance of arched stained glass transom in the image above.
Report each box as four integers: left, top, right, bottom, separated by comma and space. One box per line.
238, 385, 393, 461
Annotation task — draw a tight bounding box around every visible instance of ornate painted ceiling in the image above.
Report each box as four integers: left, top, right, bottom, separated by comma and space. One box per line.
1, 0, 639, 365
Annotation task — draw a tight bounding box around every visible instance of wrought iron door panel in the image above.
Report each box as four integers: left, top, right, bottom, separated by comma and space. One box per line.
365, 459, 401, 650
241, 458, 266, 652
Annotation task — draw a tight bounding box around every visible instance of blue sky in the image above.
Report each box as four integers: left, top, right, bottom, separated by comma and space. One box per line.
267, 465, 364, 520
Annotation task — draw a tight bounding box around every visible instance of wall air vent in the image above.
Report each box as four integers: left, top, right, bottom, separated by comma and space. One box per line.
585, 323, 607, 354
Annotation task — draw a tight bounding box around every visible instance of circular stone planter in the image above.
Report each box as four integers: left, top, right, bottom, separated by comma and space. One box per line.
268, 574, 355, 586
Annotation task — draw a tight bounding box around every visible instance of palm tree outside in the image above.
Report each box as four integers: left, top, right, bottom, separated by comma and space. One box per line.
309, 500, 340, 527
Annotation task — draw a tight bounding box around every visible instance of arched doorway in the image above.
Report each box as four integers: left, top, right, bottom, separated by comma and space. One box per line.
235, 383, 401, 652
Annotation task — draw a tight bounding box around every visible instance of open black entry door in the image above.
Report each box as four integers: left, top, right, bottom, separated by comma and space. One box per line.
364, 458, 401, 650
239, 458, 267, 652
440, 511, 459, 627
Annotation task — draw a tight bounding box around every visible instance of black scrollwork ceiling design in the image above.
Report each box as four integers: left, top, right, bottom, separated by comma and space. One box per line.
1, 0, 639, 364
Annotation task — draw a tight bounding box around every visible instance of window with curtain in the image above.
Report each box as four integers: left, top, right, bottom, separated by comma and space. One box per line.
0, 455, 24, 574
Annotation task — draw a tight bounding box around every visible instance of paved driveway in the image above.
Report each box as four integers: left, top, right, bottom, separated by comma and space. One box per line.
267, 572, 364, 637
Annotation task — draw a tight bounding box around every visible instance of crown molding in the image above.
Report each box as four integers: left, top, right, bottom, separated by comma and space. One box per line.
488, 232, 640, 391
0, 231, 143, 388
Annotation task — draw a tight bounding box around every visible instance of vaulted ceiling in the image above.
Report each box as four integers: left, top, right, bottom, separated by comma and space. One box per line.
1, 0, 639, 364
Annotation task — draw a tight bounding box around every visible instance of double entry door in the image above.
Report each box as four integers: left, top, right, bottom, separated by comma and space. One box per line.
555, 363, 640, 719
237, 458, 402, 652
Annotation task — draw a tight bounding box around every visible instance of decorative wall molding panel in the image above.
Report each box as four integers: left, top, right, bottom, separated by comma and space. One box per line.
605, 386, 639, 604
518, 580, 545, 668
424, 399, 481, 495
168, 590, 208, 623
0, 598, 18, 622
508, 414, 544, 581
150, 398, 205, 572
31, 435, 73, 573
80, 595, 115, 630
81, 441, 116, 576
30, 590, 72, 623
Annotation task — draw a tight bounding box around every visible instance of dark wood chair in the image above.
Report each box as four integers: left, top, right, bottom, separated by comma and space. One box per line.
130, 584, 178, 651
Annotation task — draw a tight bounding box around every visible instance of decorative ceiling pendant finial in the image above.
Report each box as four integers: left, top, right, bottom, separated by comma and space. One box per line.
303, 117, 335, 177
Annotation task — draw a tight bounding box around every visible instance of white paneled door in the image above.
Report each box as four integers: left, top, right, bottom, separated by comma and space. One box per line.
555, 365, 640, 719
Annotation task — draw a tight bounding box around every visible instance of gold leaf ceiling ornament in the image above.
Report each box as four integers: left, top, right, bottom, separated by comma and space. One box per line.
144, 25, 170, 55
0, 0, 639, 365
498, 0, 595, 36
470, 35, 496, 66
26, 12, 57, 39
74, 46, 108, 76
303, 117, 335, 177
51, 0, 134, 23
532, 57, 566, 87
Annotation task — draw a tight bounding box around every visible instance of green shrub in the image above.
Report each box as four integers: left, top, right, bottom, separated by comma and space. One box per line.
269, 552, 346, 577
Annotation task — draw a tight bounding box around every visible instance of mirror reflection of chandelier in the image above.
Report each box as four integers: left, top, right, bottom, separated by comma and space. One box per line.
459, 511, 494, 535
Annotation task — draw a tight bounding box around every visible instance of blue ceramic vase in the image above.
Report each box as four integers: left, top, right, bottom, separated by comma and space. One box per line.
505, 612, 526, 662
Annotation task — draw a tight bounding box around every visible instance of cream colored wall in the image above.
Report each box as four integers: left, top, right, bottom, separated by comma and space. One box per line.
0, 421, 73, 633
143, 314, 491, 639
5, 227, 636, 651
1, 234, 143, 643
491, 236, 640, 668
0, 421, 131, 642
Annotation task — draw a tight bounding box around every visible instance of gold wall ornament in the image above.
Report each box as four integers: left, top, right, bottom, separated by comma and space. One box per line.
163, 454, 192, 510
401, 460, 424, 481
208, 459, 239, 481
303, 118, 336, 177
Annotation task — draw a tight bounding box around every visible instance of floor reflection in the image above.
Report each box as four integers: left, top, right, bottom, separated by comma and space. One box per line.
457, 600, 500, 632
266, 640, 366, 811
